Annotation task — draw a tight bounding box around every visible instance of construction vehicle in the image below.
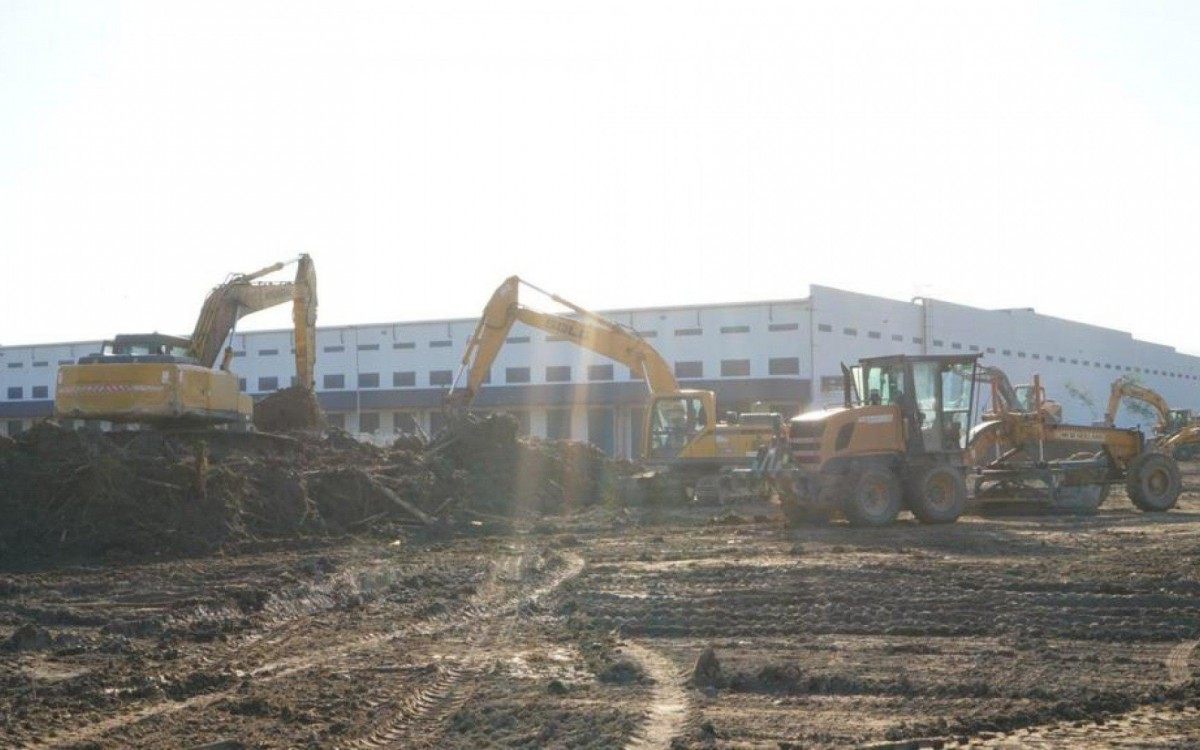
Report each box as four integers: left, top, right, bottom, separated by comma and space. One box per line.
763, 354, 980, 526
967, 371, 1182, 513
446, 276, 780, 499
1104, 378, 1200, 461
55, 255, 318, 427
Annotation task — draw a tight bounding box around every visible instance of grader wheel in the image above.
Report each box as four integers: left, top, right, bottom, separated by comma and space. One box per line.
1126, 452, 1182, 512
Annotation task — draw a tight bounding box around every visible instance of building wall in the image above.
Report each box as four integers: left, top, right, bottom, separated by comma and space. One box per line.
3, 286, 1198, 451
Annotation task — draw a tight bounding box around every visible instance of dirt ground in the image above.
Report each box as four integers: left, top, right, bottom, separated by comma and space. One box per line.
3, 473, 1199, 748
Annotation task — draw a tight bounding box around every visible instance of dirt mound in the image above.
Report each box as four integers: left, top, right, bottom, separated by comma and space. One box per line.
253, 386, 324, 432
0, 414, 623, 564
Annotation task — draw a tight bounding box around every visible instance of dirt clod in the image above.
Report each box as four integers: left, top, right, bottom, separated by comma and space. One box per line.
692, 646, 723, 687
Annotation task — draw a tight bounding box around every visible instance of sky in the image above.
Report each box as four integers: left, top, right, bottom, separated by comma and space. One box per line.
1, 1, 1198, 351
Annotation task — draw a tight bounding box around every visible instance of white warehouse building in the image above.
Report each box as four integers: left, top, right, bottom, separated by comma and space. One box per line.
3, 284, 1199, 458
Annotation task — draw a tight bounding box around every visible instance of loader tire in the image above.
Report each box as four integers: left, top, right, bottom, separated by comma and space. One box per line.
1126, 452, 1181, 512
907, 465, 967, 524
843, 467, 903, 527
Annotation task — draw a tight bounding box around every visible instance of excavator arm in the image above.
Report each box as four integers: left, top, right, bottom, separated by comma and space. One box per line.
447, 276, 677, 408
1104, 378, 1170, 433
188, 254, 318, 388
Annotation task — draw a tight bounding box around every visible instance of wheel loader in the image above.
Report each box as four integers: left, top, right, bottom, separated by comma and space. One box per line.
763, 354, 979, 526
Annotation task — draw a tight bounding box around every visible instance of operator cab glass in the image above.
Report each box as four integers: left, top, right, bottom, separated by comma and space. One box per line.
79, 335, 198, 365
648, 395, 708, 458
854, 355, 979, 455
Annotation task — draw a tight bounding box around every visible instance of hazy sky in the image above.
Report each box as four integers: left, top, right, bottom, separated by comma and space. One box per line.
2, 1, 1197, 351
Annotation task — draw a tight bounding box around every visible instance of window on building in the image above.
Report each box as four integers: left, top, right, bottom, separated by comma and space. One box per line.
674, 328, 702, 337
32, 385, 48, 399
675, 361, 703, 379
933, 340, 944, 347
323, 345, 345, 353
969, 345, 980, 352
913, 337, 923, 344
506, 336, 530, 344
1071, 359, 1079, 364
238, 378, 247, 392
868, 331, 882, 340
637, 330, 658, 338
1082, 360, 1090, 366
429, 370, 453, 386
233, 351, 245, 357
429, 340, 452, 348
7, 386, 22, 400
506, 367, 531, 384
258, 376, 279, 392
358, 373, 380, 388
818, 324, 833, 333
588, 364, 614, 381
721, 359, 751, 377
32, 361, 47, 368
393, 341, 415, 349
986, 347, 996, 354
720, 325, 750, 334
769, 323, 799, 332
1002, 349, 1012, 356
844, 327, 858, 336
769, 357, 800, 375
326, 412, 346, 430
1032, 354, 1040, 360
546, 366, 571, 382
393, 371, 416, 387
259, 349, 278, 356
7, 362, 22, 369
545, 409, 572, 440
359, 412, 380, 433
357, 343, 379, 351
892, 334, 904, 342
323, 374, 345, 390
1017, 352, 1026, 358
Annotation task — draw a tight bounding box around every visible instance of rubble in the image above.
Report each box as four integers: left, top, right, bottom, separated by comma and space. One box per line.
0, 414, 623, 564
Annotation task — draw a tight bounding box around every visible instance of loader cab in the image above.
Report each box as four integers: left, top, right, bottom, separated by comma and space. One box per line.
848, 354, 981, 455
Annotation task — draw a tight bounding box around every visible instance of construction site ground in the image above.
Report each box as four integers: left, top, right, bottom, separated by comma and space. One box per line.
3, 471, 1200, 749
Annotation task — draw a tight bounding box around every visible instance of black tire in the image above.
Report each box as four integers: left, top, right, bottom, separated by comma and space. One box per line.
1126, 452, 1182, 512
907, 465, 968, 524
843, 467, 903, 527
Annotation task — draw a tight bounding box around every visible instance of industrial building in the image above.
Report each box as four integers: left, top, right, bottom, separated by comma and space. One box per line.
3, 284, 1198, 458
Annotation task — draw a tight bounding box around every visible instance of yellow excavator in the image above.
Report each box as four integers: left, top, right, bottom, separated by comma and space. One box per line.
55, 255, 317, 427
447, 276, 780, 499
1104, 377, 1200, 461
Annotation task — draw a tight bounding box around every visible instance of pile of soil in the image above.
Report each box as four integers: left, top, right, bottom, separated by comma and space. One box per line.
253, 385, 324, 432
0, 414, 622, 563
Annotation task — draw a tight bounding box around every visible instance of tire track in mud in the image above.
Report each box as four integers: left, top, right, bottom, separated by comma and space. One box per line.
334, 549, 586, 750
17, 549, 583, 750
1166, 639, 1197, 684
621, 641, 689, 750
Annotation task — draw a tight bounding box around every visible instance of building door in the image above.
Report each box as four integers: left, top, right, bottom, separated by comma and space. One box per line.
587, 407, 615, 455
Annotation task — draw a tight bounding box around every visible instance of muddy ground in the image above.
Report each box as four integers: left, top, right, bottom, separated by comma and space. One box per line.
3, 475, 1199, 748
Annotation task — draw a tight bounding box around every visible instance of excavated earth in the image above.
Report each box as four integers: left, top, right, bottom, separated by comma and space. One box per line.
2, 468, 1200, 748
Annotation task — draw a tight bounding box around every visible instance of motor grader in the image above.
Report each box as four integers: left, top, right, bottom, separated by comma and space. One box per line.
763, 354, 979, 526
966, 373, 1182, 514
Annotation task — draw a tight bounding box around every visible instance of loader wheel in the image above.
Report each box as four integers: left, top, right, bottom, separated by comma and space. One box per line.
843, 468, 902, 527
1126, 452, 1181, 512
907, 465, 967, 524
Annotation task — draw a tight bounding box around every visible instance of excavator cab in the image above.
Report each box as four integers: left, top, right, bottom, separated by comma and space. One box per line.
646, 391, 715, 459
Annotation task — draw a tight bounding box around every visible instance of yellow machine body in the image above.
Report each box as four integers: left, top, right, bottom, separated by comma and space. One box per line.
56, 361, 252, 425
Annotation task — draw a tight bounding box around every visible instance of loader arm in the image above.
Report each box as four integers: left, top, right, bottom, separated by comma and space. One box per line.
447, 275, 678, 408
1104, 378, 1170, 432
